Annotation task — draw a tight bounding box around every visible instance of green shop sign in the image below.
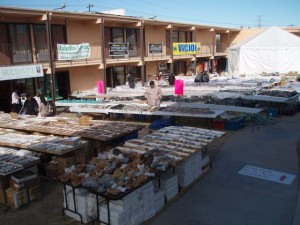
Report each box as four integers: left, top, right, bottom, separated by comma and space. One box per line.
57, 43, 91, 60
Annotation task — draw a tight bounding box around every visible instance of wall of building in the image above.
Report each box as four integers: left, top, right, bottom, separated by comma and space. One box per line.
69, 66, 103, 92
145, 25, 167, 55
145, 61, 160, 81
67, 20, 102, 59
231, 28, 264, 45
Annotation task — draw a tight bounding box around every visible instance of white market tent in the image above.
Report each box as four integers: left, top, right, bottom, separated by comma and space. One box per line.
227, 26, 300, 75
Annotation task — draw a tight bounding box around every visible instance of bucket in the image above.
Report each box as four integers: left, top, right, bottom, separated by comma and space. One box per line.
97, 80, 104, 94
174, 79, 184, 95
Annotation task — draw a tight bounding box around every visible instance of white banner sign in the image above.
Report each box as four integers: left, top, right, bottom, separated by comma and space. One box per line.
57, 43, 91, 60
238, 165, 296, 185
0, 64, 43, 81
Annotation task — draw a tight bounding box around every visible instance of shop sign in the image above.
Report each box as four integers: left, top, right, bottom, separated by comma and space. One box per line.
173, 42, 201, 55
0, 64, 43, 81
149, 43, 163, 54
57, 43, 91, 60
238, 165, 296, 185
109, 43, 129, 56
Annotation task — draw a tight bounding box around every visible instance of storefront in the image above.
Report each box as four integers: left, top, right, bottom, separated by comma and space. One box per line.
0, 64, 44, 112
105, 65, 142, 88
0, 64, 68, 113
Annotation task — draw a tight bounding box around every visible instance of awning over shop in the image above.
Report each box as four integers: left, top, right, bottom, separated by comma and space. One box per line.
0, 64, 43, 81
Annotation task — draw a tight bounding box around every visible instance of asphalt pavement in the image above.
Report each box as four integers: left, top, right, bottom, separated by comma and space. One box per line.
145, 112, 300, 225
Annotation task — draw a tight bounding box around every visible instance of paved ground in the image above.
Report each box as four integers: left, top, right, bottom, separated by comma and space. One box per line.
145, 113, 300, 225
0, 113, 299, 225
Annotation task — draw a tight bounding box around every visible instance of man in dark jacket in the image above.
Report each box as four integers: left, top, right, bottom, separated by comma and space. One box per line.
23, 94, 38, 115
127, 73, 135, 89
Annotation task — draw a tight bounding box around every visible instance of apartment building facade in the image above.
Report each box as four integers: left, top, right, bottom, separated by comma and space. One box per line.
0, 6, 241, 112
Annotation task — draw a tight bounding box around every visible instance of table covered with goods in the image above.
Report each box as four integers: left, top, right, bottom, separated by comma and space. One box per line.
58, 126, 225, 224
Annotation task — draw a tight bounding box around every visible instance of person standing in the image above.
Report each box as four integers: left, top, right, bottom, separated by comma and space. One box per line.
169, 73, 176, 86
23, 94, 38, 115
155, 72, 162, 82
11, 89, 21, 113
144, 80, 163, 106
127, 73, 135, 89
39, 95, 50, 117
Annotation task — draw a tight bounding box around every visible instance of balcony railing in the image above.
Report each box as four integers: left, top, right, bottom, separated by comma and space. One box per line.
0, 43, 33, 65
0, 42, 102, 66
0, 41, 231, 66
104, 42, 142, 61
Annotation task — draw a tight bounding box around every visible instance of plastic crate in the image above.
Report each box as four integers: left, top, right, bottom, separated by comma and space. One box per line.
224, 117, 244, 131
150, 118, 173, 130
121, 131, 138, 142
212, 119, 224, 130
133, 114, 146, 121
266, 108, 278, 117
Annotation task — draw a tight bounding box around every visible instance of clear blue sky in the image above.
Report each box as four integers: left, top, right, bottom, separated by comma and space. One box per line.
0, 0, 299, 28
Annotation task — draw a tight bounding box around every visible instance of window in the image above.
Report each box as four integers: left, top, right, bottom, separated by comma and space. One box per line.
126, 28, 138, 56
9, 24, 32, 63
112, 28, 124, 42
172, 31, 179, 42
179, 31, 185, 42
33, 24, 48, 62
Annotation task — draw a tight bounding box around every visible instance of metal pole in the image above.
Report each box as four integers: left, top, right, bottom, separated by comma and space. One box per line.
46, 12, 57, 115
100, 17, 107, 94
170, 26, 174, 74
140, 20, 145, 86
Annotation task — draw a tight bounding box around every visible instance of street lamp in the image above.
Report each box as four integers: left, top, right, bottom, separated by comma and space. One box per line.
53, 3, 66, 10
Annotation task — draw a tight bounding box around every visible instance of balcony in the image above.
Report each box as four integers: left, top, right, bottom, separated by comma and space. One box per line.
0, 42, 103, 67
104, 43, 142, 64
144, 42, 170, 62
0, 43, 33, 66
53, 42, 102, 67
215, 43, 229, 56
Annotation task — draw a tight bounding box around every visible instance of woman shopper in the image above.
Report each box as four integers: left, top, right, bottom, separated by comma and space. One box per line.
39, 95, 50, 117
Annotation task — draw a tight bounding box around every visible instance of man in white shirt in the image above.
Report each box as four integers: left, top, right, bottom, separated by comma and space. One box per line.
144, 81, 163, 106
11, 89, 21, 113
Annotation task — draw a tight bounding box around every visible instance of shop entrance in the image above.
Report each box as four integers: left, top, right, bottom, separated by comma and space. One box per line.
55, 71, 70, 99
0, 80, 12, 112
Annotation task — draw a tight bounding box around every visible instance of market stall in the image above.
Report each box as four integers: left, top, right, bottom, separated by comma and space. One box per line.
0, 113, 145, 153
58, 125, 225, 224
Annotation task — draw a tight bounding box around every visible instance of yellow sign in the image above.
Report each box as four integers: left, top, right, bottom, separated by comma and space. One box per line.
173, 42, 201, 55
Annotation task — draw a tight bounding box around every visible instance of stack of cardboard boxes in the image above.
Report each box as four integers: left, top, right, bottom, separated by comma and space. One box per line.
5, 170, 40, 208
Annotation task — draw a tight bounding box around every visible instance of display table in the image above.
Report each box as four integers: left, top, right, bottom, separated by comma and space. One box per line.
241, 92, 299, 103
0, 147, 40, 176
0, 113, 145, 154
58, 125, 225, 224
0, 133, 88, 156
68, 102, 225, 119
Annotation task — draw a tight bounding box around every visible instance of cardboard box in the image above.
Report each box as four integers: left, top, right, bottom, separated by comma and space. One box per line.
10, 112, 18, 120
0, 188, 6, 204
10, 177, 40, 191
6, 188, 28, 208
79, 116, 91, 126
11, 170, 37, 183
28, 185, 41, 201
45, 163, 60, 179
57, 156, 75, 169
0, 176, 10, 190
